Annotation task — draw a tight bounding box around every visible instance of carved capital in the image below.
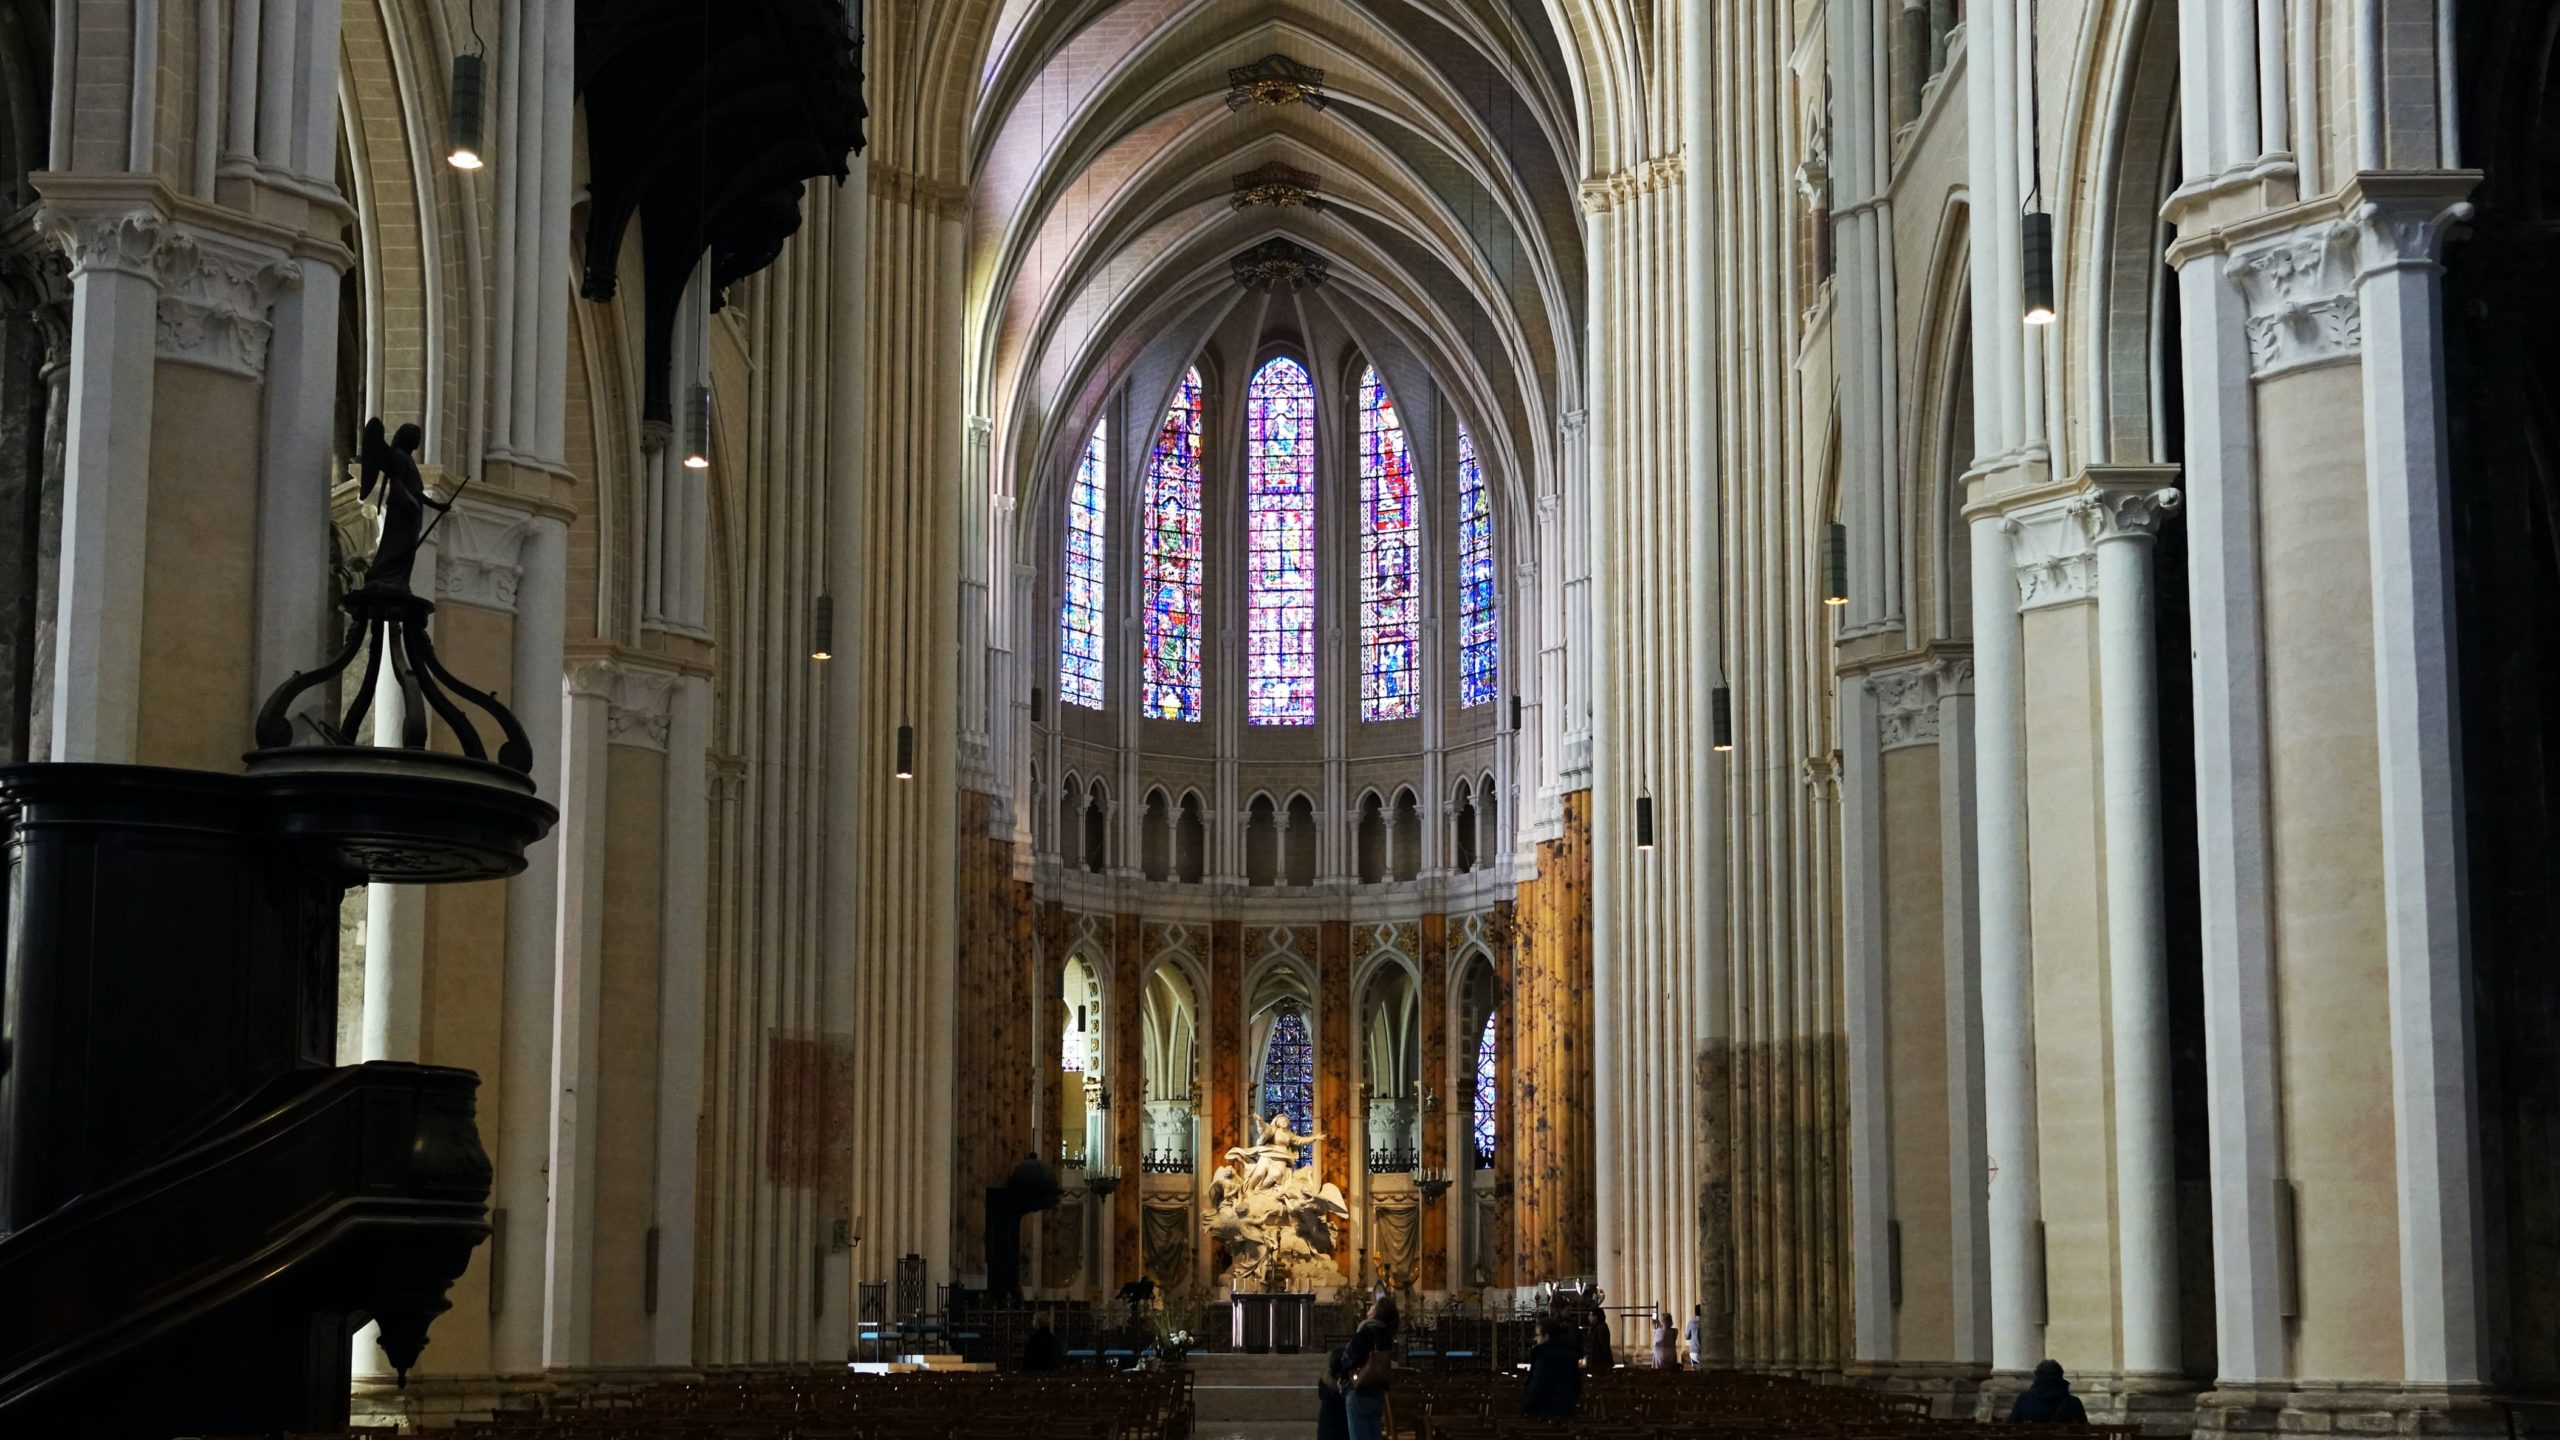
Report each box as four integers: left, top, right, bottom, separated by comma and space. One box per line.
608, 667, 679, 751
2225, 222, 2362, 379
565, 658, 618, 702
434, 500, 533, 614
1866, 663, 1941, 751
2079, 486, 2184, 545
2353, 192, 2476, 277
1933, 655, 1975, 699
2003, 498, 2098, 611
153, 228, 302, 377
37, 208, 168, 280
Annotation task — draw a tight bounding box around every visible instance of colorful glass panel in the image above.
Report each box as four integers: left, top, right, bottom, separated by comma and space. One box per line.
1359, 367, 1420, 720
1057, 418, 1109, 709
1142, 369, 1206, 720
1247, 358, 1318, 724
1471, 1010, 1497, 1164
1260, 1005, 1316, 1165
1456, 423, 1499, 708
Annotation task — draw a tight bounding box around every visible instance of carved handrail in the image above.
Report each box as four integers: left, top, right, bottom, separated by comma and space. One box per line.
0, 1062, 490, 1421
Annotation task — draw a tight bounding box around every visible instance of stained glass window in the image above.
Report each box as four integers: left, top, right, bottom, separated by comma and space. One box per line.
1260, 1005, 1316, 1165
1358, 367, 1420, 721
1471, 1010, 1497, 1165
1058, 417, 1109, 709
1143, 369, 1206, 721
1456, 423, 1498, 707
1247, 358, 1318, 724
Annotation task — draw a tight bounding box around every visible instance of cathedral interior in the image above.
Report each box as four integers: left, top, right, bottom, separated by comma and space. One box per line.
0, 0, 2556, 1435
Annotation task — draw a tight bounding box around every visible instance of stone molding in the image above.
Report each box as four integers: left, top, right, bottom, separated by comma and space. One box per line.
434, 500, 533, 614
2225, 221, 2362, 379
608, 667, 679, 751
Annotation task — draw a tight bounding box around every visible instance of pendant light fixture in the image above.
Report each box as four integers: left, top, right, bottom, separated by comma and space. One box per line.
448, 53, 486, 170
1635, 788, 1656, 852
683, 382, 712, 470
1713, 683, 1735, 753
1032, 686, 1045, 724
2021, 212, 2056, 325
2020, 10, 2055, 326
1509, 694, 1522, 732
448, 0, 485, 170
895, 723, 916, 780
1824, 521, 1850, 606
811, 595, 834, 662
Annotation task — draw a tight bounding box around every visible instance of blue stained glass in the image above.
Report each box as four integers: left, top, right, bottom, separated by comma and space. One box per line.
1058, 418, 1109, 709
1360, 367, 1421, 721
1456, 424, 1498, 708
1143, 369, 1206, 721
1261, 1005, 1316, 1166
1248, 358, 1318, 725
1471, 1010, 1497, 1164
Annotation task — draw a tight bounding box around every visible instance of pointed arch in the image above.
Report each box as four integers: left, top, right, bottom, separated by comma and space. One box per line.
1246, 356, 1318, 725
1142, 366, 1206, 720
1058, 414, 1110, 708
1359, 365, 1422, 721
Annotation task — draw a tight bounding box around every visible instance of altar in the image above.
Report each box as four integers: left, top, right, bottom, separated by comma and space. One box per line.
1229, 1291, 1315, 1354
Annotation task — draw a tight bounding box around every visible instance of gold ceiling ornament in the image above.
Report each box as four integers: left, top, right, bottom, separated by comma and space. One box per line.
1232, 162, 1326, 212
1232, 238, 1330, 293
1226, 54, 1329, 111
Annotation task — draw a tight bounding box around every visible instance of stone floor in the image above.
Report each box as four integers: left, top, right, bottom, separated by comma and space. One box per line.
1192, 1350, 1328, 1440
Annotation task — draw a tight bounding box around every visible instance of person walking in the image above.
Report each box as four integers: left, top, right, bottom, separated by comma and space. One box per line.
1340, 1292, 1401, 1440
1681, 1305, 1703, 1369
2008, 1361, 2091, 1424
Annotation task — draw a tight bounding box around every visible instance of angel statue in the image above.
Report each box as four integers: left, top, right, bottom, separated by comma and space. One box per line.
1203, 1111, 1350, 1292
359, 418, 451, 596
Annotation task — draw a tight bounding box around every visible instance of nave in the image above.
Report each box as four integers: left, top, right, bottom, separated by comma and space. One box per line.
0, 0, 2556, 1435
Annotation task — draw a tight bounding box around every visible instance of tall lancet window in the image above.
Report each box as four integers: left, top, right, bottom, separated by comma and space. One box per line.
1057, 417, 1110, 709
1455, 423, 1498, 707
1143, 369, 1206, 721
1471, 1009, 1498, 1164
1358, 366, 1420, 720
1247, 357, 1318, 724
1260, 1005, 1316, 1165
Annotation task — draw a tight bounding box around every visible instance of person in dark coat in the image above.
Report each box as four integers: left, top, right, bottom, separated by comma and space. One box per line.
2008, 1360, 2090, 1424
1341, 1293, 1400, 1440
1021, 1314, 1063, 1372
1520, 1320, 1585, 1419
1584, 1302, 1614, 1373
1316, 1356, 1350, 1440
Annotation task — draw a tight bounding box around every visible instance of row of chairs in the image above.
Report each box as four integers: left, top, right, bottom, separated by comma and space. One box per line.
1395, 1369, 2137, 1440
252, 1368, 1196, 1440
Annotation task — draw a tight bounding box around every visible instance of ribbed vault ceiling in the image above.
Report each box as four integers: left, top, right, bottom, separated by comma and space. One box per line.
964, 0, 1587, 530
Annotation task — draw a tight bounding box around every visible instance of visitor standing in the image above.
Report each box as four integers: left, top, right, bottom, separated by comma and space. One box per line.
1584, 1299, 1614, 1373
1682, 1305, 1703, 1368
1340, 1293, 1401, 1440
1651, 1311, 1675, 1369
1520, 1319, 1585, 1419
